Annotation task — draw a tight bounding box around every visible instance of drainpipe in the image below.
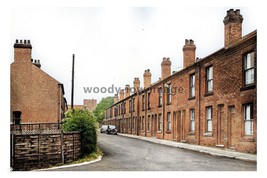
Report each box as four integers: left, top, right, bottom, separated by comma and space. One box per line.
198, 64, 201, 145
162, 83, 165, 139
137, 92, 140, 136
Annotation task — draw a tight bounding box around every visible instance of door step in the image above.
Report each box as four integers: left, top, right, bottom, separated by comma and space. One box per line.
216, 144, 224, 148
180, 140, 186, 143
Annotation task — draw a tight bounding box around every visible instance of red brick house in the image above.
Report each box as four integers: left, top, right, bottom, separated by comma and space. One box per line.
11, 40, 67, 124
104, 9, 257, 153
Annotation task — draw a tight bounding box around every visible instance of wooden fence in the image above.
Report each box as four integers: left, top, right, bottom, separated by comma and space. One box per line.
10, 123, 82, 171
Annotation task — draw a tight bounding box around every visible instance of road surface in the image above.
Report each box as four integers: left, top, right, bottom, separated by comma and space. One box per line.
51, 133, 256, 171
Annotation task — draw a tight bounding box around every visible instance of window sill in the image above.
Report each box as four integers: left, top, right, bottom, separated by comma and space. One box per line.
188, 96, 196, 100
166, 131, 171, 134
148, 107, 151, 110
241, 136, 255, 142
188, 131, 195, 135
240, 84, 256, 91
167, 103, 171, 106
158, 105, 162, 108
203, 132, 213, 137
204, 92, 213, 97
157, 131, 162, 134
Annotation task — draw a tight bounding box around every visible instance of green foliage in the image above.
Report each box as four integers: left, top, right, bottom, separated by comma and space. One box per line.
62, 109, 97, 154
93, 96, 114, 123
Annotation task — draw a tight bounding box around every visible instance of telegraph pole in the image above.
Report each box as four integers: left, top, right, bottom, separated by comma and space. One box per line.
71, 54, 75, 111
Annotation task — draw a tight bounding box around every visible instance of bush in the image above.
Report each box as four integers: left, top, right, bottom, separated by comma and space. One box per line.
62, 109, 97, 155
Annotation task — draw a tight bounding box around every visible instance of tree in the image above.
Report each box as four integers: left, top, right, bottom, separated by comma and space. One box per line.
62, 109, 97, 154
93, 96, 114, 123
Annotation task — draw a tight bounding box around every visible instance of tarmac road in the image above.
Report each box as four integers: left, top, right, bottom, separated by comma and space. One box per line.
51, 133, 256, 171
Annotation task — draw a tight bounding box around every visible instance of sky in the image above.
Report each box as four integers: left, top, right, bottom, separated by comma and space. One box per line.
9, 7, 258, 105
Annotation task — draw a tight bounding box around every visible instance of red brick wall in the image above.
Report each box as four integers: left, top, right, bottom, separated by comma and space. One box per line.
11, 41, 66, 124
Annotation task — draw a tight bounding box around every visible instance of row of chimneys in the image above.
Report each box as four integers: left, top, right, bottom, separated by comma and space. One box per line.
114, 9, 243, 102
12, 9, 243, 102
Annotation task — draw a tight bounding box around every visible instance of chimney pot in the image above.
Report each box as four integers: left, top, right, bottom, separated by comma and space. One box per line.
183, 39, 196, 68
224, 9, 243, 48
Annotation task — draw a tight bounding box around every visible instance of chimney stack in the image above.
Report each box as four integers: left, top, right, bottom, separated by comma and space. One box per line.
119, 89, 125, 101
33, 59, 41, 68
224, 9, 243, 48
143, 69, 152, 89
125, 84, 131, 98
161, 57, 172, 79
183, 39, 196, 68
14, 39, 32, 63
133, 77, 140, 93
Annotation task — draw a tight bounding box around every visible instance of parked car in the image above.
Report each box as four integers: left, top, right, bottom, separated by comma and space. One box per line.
100, 125, 108, 133
106, 125, 117, 135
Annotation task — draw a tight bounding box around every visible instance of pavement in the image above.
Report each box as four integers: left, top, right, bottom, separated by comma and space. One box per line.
118, 133, 257, 162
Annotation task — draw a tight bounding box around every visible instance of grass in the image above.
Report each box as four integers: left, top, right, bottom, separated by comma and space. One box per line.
69, 147, 103, 165
47, 147, 103, 169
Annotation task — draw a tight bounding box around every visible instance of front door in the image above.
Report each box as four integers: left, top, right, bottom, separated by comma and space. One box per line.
228, 106, 236, 148
172, 112, 176, 141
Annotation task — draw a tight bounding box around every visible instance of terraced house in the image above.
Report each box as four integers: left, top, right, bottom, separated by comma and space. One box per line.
11, 39, 68, 124
103, 9, 257, 153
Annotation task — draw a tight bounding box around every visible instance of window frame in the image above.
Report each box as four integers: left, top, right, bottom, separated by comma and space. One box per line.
158, 87, 163, 107
206, 106, 212, 132
142, 94, 145, 111
167, 112, 171, 132
206, 66, 213, 93
243, 51, 255, 86
190, 109, 195, 132
167, 84, 172, 105
189, 74, 196, 98
244, 103, 254, 136
147, 92, 151, 110
158, 113, 162, 131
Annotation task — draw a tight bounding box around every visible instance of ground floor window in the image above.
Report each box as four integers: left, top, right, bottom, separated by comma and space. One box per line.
190, 109, 195, 131
167, 112, 171, 132
206, 107, 212, 132
244, 104, 253, 135
158, 114, 162, 131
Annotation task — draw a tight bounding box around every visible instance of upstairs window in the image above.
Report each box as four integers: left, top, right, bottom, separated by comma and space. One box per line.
142, 95, 145, 111
167, 84, 171, 105
206, 66, 213, 93
190, 74, 195, 98
129, 99, 132, 112
148, 92, 151, 109
132, 97, 135, 112
244, 52, 255, 86
158, 88, 163, 107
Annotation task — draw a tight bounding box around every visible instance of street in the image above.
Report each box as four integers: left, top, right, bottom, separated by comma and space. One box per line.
51, 133, 256, 171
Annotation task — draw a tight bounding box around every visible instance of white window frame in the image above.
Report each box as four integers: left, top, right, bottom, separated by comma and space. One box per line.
190, 74, 195, 97
244, 52, 255, 86
206, 66, 213, 93
167, 112, 171, 132
206, 107, 212, 132
190, 109, 195, 131
244, 104, 253, 135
